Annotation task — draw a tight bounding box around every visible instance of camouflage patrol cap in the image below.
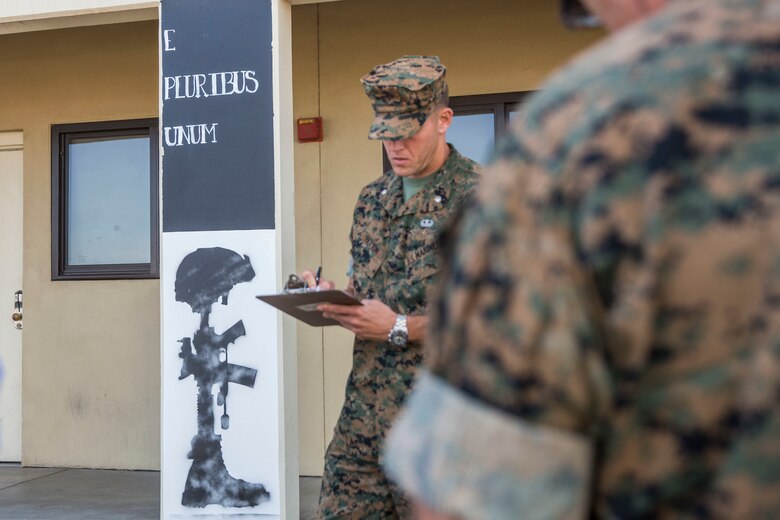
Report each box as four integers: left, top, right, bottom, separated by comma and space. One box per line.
361, 55, 447, 141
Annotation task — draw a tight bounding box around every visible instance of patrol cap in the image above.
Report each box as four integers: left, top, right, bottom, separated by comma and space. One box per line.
361, 55, 447, 141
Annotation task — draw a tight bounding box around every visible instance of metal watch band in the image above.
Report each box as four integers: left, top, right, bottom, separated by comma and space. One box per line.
388, 314, 408, 346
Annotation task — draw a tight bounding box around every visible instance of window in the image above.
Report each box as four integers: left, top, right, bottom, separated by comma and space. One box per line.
51, 119, 159, 280
383, 91, 530, 170
447, 91, 529, 164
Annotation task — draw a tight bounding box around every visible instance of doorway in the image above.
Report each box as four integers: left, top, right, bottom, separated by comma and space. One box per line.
0, 131, 23, 462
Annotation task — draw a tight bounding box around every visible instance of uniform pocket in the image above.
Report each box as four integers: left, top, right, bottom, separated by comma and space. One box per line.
385, 224, 442, 314
405, 226, 440, 280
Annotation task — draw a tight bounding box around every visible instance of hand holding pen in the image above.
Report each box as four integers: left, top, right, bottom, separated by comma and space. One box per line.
301, 266, 335, 290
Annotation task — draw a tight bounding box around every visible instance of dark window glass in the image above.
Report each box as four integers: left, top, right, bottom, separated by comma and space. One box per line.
52, 119, 159, 280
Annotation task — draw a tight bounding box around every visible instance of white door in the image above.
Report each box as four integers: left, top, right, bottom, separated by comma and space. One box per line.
0, 131, 23, 462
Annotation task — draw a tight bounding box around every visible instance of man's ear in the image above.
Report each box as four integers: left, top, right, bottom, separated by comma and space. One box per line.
438, 107, 454, 134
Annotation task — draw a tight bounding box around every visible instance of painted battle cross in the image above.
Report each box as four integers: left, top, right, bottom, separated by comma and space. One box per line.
174, 247, 270, 508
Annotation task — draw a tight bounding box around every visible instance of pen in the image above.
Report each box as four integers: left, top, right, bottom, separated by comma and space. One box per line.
315, 266, 322, 288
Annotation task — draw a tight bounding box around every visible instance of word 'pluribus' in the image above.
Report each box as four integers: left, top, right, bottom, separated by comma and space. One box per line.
164, 123, 218, 147
164, 70, 259, 100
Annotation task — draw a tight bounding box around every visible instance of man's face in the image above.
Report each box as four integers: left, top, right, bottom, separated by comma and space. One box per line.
383, 107, 453, 179
580, 0, 666, 30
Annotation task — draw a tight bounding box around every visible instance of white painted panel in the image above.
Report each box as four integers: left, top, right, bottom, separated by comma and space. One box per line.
0, 136, 23, 462
271, 0, 300, 517
162, 230, 280, 518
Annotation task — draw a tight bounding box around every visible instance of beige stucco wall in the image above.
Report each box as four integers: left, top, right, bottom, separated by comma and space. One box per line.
0, 21, 160, 469
292, 5, 327, 477
292, 0, 605, 475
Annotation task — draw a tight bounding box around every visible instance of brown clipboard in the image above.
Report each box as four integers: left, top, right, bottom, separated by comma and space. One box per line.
256, 290, 362, 327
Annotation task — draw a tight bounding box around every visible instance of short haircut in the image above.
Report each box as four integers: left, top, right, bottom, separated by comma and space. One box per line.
436, 82, 450, 109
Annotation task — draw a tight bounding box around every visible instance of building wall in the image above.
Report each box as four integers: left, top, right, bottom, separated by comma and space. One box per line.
291, 0, 604, 475
0, 21, 160, 469
292, 4, 327, 478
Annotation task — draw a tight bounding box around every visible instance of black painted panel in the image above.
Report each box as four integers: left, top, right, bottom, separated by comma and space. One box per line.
161, 0, 275, 232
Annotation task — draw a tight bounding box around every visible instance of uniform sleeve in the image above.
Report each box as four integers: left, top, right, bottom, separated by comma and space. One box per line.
383, 143, 614, 519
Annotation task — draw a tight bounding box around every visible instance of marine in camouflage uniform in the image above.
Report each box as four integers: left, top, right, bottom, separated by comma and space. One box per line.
316, 56, 480, 519
385, 1, 780, 518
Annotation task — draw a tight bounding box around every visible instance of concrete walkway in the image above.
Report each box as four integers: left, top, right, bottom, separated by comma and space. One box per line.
0, 464, 320, 520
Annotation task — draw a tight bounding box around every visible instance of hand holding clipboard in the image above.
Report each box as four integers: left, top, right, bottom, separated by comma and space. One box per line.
257, 271, 362, 327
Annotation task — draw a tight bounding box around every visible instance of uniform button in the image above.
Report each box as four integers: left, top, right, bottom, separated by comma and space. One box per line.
434, 195, 442, 203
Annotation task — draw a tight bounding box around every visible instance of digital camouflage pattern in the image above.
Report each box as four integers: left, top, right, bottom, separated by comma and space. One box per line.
385, 0, 780, 518
317, 147, 479, 519
361, 56, 447, 141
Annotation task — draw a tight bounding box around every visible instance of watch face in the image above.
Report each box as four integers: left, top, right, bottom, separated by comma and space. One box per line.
390, 330, 407, 346
389, 315, 408, 346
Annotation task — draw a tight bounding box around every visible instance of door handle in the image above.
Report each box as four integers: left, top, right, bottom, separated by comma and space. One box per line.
11, 289, 22, 329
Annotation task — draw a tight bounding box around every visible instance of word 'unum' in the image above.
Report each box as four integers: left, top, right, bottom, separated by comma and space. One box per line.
164, 123, 218, 147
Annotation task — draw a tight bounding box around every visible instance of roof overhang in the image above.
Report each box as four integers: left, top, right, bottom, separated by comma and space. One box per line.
0, 0, 343, 35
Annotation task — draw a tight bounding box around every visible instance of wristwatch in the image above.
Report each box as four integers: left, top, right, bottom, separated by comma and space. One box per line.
388, 314, 408, 347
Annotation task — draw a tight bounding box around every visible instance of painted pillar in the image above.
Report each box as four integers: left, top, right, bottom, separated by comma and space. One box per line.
159, 1, 297, 518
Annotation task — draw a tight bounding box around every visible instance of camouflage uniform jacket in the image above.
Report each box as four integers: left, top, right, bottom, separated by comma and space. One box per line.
345, 146, 479, 442
385, 1, 780, 518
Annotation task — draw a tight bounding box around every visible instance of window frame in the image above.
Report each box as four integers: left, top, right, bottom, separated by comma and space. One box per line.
449, 90, 530, 144
51, 118, 160, 281
382, 91, 531, 172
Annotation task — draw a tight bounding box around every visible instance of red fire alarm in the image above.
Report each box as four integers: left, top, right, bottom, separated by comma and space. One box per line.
297, 117, 323, 143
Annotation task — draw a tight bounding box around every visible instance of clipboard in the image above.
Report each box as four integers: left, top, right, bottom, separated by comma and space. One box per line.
257, 290, 362, 327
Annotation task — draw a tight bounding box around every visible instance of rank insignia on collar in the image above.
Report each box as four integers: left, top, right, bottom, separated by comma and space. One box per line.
420, 219, 434, 228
